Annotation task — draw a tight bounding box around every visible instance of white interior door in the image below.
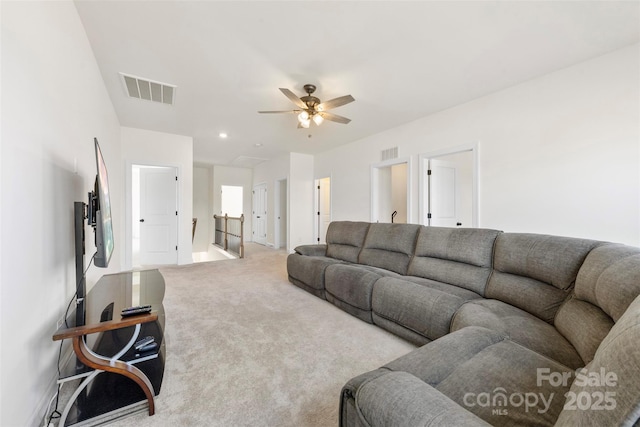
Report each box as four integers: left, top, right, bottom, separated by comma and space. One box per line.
139, 167, 178, 265
317, 177, 331, 243
429, 159, 459, 227
252, 183, 267, 245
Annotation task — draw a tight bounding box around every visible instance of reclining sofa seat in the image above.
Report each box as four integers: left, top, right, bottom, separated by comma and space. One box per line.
451, 233, 603, 369
324, 223, 421, 323
371, 226, 502, 345
287, 221, 370, 298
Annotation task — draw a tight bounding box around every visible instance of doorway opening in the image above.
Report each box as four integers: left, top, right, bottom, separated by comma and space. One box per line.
315, 177, 331, 243
132, 164, 178, 267
274, 178, 288, 250
371, 158, 411, 223
419, 143, 478, 227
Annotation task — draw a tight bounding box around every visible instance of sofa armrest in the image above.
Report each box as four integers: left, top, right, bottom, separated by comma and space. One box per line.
356, 371, 490, 427
294, 244, 327, 257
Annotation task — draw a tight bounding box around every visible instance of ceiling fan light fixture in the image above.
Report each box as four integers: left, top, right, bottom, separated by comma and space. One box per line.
259, 84, 354, 129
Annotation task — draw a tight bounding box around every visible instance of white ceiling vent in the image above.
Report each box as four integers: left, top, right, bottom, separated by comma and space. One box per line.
381, 147, 398, 161
120, 73, 176, 105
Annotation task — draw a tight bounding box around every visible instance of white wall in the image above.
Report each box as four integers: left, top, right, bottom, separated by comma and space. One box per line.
121, 127, 193, 266
1, 2, 122, 425
289, 153, 315, 247
315, 45, 640, 246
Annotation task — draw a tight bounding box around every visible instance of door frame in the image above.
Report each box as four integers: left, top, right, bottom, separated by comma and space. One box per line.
314, 175, 332, 244
274, 177, 289, 251
125, 161, 181, 270
418, 142, 479, 227
371, 157, 412, 223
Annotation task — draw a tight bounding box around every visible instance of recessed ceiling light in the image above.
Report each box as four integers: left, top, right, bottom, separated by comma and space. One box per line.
254, 143, 263, 147
219, 132, 228, 138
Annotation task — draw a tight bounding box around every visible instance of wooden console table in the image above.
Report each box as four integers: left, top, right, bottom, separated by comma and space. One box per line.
52, 270, 166, 426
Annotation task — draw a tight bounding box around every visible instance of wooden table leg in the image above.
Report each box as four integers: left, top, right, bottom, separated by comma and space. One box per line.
72, 336, 156, 415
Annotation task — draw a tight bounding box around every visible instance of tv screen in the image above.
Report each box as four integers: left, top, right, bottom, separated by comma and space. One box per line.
93, 138, 114, 268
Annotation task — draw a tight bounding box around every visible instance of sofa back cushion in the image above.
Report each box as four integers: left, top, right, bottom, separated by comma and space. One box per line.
554, 293, 640, 427
554, 244, 640, 365
486, 233, 602, 323
358, 223, 421, 275
406, 226, 501, 295
325, 221, 370, 263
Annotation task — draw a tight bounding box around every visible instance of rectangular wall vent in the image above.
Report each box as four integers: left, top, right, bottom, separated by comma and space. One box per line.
381, 147, 398, 161
120, 73, 176, 105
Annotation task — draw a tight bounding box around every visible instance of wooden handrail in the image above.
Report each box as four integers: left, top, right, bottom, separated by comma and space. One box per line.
53, 312, 158, 341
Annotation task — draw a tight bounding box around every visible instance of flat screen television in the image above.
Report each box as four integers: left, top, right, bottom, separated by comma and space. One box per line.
75, 138, 115, 327
90, 137, 114, 267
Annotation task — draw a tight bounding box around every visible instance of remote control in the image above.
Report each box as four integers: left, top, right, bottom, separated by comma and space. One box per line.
134, 336, 155, 350
137, 342, 158, 353
121, 306, 152, 317
122, 305, 151, 313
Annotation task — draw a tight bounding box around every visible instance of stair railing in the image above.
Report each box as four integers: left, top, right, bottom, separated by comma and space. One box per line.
213, 213, 245, 258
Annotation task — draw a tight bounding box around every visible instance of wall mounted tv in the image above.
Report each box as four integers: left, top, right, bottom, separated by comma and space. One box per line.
74, 138, 114, 327
89, 137, 114, 267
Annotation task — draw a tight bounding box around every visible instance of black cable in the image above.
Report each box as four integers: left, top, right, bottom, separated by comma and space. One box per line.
48, 252, 98, 424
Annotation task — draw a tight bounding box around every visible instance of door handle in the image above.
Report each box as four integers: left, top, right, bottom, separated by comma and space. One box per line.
257, 216, 261, 219
140, 219, 145, 222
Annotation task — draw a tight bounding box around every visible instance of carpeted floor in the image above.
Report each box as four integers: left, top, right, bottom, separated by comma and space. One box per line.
106, 244, 416, 426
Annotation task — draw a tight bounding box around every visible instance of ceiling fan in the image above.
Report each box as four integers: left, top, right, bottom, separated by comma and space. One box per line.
258, 84, 354, 128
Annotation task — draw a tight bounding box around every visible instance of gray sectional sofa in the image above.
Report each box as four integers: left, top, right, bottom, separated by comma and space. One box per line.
286, 221, 640, 427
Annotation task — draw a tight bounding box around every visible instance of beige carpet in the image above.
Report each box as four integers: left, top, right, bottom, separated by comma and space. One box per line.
109, 244, 416, 426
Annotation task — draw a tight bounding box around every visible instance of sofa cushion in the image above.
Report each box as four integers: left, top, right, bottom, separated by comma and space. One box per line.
487, 233, 602, 322
325, 264, 382, 323
326, 221, 371, 263
382, 326, 573, 426
554, 297, 614, 366
294, 244, 327, 257
554, 294, 640, 427
407, 226, 501, 295
287, 254, 343, 298
553, 244, 640, 366
435, 338, 573, 427
358, 223, 420, 275
451, 299, 584, 369
356, 371, 490, 427
372, 277, 481, 344
573, 244, 640, 322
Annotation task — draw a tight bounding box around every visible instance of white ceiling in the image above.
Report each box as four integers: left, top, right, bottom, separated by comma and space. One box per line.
74, 1, 639, 167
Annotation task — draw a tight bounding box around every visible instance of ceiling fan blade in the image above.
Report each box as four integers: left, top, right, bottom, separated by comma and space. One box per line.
258, 110, 300, 114
279, 88, 307, 109
319, 112, 351, 124
317, 94, 355, 111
